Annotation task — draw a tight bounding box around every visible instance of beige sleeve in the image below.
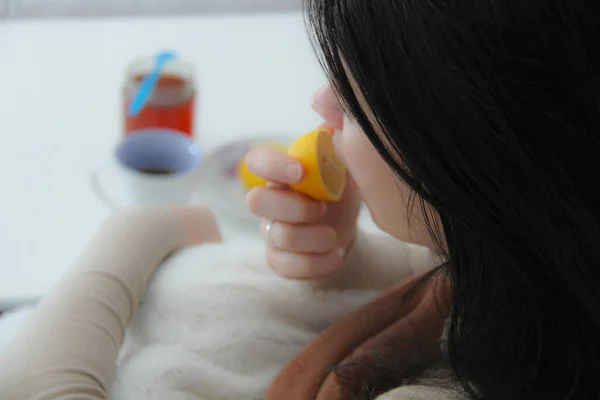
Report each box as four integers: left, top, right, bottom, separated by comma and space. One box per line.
0, 207, 216, 400
315, 229, 442, 291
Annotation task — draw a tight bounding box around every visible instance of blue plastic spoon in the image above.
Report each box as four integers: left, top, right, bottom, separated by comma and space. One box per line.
128, 50, 177, 116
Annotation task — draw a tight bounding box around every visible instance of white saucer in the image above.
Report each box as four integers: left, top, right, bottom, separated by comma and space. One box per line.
192, 135, 292, 227
91, 160, 202, 210
91, 159, 133, 209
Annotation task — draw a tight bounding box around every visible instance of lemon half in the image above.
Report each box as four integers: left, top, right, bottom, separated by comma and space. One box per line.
288, 128, 346, 202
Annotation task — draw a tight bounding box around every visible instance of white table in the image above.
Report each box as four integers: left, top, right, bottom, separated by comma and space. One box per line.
0, 13, 379, 306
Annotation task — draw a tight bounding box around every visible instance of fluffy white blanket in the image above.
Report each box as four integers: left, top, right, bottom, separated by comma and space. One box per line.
110, 242, 376, 399
0, 241, 357, 398
0, 241, 458, 400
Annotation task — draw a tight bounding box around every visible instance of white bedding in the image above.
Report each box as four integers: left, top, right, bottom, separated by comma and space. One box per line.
0, 241, 376, 399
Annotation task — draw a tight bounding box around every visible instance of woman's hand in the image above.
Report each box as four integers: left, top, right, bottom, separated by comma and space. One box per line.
245, 150, 361, 279
246, 85, 361, 280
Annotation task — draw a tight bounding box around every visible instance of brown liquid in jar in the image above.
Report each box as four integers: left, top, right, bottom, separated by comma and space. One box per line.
124, 73, 195, 136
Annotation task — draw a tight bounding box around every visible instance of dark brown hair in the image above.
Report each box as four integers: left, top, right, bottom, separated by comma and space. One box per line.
306, 0, 600, 399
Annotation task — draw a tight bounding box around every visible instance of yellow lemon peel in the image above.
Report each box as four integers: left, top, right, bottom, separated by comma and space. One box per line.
287, 128, 346, 202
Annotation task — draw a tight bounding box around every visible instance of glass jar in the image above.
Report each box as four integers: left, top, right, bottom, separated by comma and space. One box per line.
123, 55, 196, 137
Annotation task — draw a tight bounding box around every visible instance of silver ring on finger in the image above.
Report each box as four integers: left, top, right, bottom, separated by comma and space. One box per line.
265, 220, 279, 249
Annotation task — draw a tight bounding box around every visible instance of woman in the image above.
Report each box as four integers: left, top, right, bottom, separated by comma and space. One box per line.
2, 0, 600, 399
253, 0, 600, 398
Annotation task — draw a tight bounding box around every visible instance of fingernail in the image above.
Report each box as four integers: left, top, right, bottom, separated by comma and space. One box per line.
285, 163, 303, 182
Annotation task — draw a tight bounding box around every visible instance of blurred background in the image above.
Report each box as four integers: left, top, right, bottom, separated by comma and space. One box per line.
1, 0, 302, 17
0, 0, 336, 310
0, 0, 385, 357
